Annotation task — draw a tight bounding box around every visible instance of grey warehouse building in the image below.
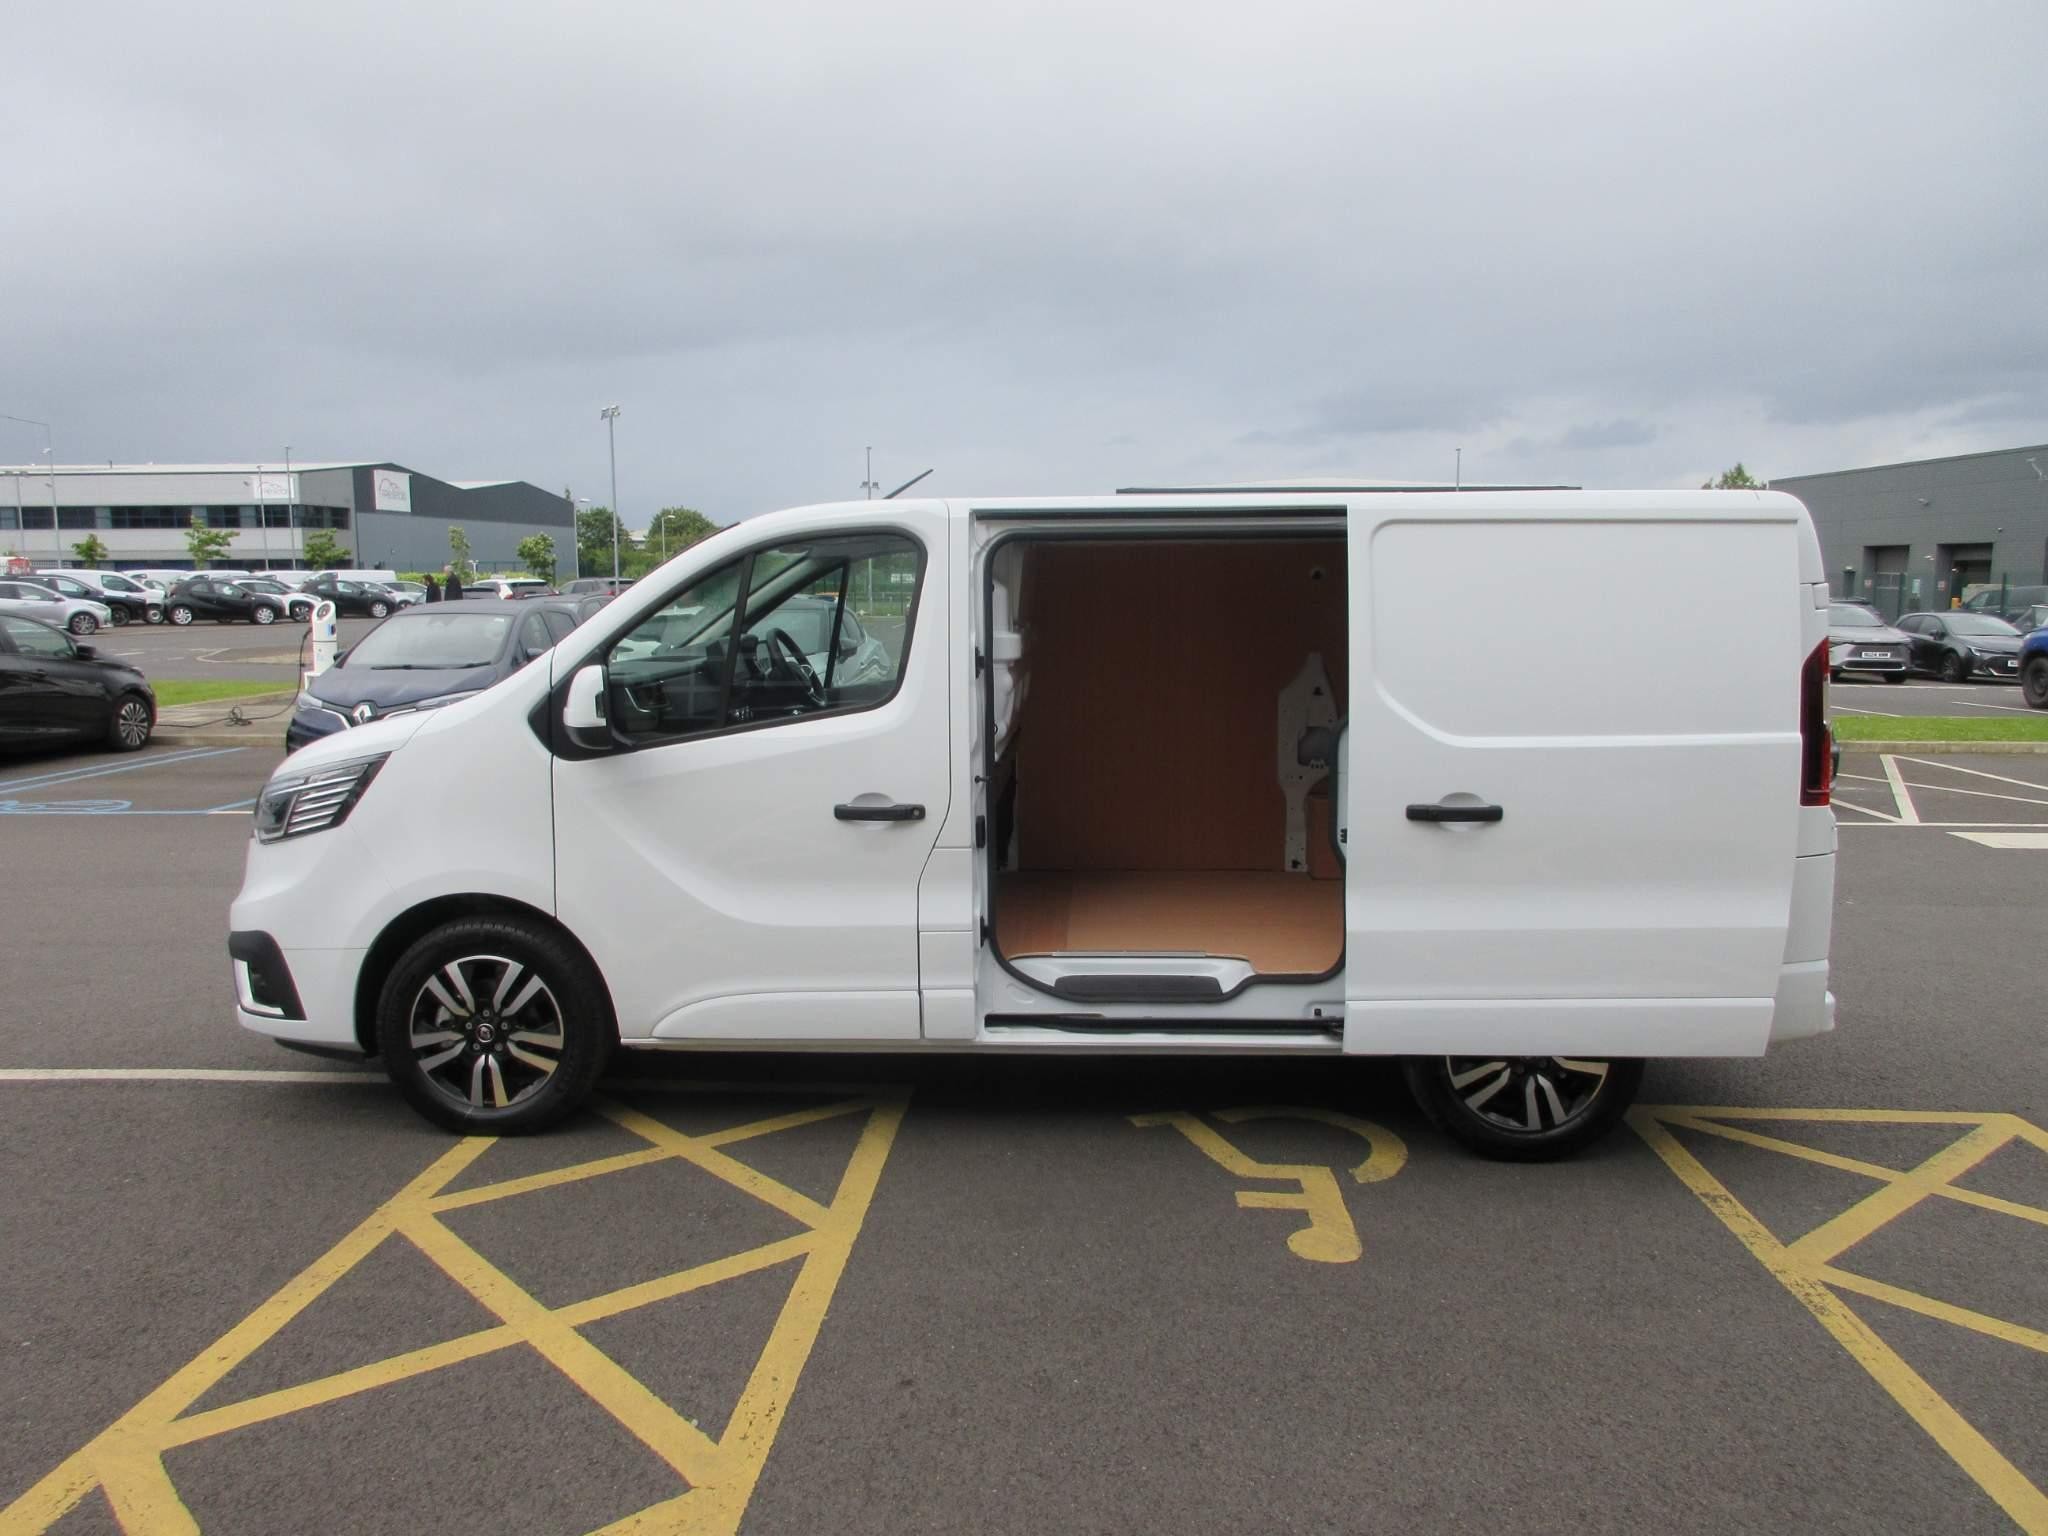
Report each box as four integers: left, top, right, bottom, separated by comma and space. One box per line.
1771, 443, 2048, 619
0, 460, 571, 575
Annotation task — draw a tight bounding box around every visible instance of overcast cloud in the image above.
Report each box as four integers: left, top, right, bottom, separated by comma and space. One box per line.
6, 0, 2045, 523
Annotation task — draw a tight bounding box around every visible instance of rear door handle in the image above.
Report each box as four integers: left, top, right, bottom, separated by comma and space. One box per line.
1406, 802, 1504, 823
834, 802, 926, 822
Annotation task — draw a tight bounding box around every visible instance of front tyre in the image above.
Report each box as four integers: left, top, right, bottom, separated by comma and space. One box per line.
376, 917, 614, 1134
254, 603, 276, 625
68, 612, 99, 635
168, 605, 194, 626
107, 692, 154, 751
1404, 1055, 1643, 1161
144, 605, 165, 625
1939, 652, 1968, 684
2023, 655, 2048, 710
368, 600, 391, 618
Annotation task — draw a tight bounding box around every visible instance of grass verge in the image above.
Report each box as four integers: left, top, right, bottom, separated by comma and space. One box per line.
1834, 714, 2048, 743
151, 679, 292, 709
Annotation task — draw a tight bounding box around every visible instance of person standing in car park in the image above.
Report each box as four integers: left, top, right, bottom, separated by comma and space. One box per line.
444, 567, 463, 601
424, 573, 442, 603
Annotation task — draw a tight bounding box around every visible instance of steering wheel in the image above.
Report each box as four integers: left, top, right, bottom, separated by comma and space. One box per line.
765, 627, 826, 707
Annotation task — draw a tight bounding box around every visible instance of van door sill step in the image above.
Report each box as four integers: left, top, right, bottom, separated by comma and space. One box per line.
984, 1014, 1340, 1037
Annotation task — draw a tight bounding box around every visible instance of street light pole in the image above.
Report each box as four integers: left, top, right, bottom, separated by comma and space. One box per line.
253, 464, 271, 571
284, 445, 294, 572
600, 406, 621, 585
575, 497, 593, 580
44, 442, 61, 568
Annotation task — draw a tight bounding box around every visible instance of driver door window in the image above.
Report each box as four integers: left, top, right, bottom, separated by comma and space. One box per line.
603, 533, 922, 746
0, 615, 73, 658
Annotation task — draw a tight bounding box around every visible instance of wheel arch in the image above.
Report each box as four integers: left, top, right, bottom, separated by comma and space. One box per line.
353, 894, 618, 1055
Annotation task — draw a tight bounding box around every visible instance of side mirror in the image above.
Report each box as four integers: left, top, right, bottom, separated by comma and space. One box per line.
563, 663, 612, 752
74, 644, 97, 660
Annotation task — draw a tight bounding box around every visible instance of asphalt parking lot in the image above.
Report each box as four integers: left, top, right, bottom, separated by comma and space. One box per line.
1830, 673, 2038, 719
2, 744, 2045, 1534
88, 615, 383, 684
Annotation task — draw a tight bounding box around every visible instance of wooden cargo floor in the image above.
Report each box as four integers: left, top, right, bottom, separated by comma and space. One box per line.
995, 870, 1344, 976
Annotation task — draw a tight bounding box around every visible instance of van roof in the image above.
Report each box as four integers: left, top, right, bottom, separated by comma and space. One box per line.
1113, 478, 1578, 493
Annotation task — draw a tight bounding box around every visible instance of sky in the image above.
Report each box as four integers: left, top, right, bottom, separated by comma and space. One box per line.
5, 0, 2045, 526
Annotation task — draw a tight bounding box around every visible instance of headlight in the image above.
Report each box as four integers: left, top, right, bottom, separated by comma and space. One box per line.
254, 753, 388, 843
294, 689, 333, 715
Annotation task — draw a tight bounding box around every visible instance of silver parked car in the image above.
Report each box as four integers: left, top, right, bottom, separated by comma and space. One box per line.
1827, 602, 1910, 682
0, 578, 115, 636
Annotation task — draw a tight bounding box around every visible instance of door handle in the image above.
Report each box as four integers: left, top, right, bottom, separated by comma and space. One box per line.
834, 802, 926, 822
1406, 802, 1503, 824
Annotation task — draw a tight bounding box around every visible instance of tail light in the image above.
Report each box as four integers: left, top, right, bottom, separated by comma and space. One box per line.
1800, 639, 1832, 806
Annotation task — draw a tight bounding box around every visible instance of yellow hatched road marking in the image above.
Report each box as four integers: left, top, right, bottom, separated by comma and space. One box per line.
1632, 1106, 2048, 1535
0, 1092, 908, 1536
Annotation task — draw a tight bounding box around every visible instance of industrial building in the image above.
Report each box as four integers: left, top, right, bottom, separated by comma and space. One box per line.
0, 460, 572, 574
1771, 443, 2048, 616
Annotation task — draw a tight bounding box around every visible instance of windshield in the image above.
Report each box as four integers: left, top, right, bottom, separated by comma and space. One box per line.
1830, 605, 1883, 627
1949, 615, 2019, 637
346, 612, 510, 669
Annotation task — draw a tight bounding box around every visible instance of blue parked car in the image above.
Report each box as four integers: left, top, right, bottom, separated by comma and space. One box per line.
286, 597, 594, 752
2021, 627, 2048, 709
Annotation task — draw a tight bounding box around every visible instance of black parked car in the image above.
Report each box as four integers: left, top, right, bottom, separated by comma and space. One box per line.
32, 570, 160, 626
285, 597, 587, 751
297, 573, 397, 618
234, 577, 316, 622
165, 577, 293, 627
1895, 611, 2025, 682
0, 613, 156, 751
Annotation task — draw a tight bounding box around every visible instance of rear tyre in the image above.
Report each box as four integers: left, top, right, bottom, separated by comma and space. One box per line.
2023, 656, 2048, 710
168, 606, 194, 626
109, 607, 130, 627
1404, 1055, 1643, 1162
144, 606, 165, 625
1938, 653, 1968, 683
254, 604, 276, 625
376, 916, 614, 1135
107, 693, 154, 751
68, 613, 98, 635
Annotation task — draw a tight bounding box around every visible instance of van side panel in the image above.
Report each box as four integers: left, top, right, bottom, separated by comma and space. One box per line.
1343, 494, 1804, 1057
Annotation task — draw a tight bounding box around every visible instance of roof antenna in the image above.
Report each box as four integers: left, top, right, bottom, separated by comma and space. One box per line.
1455, 447, 1462, 489
885, 468, 933, 499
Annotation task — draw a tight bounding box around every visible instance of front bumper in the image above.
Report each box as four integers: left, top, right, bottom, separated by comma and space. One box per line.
284, 703, 350, 754
230, 932, 367, 1050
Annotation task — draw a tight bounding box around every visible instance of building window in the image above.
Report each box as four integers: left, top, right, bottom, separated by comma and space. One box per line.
0, 508, 15, 530
205, 506, 246, 529
111, 507, 187, 530
20, 509, 53, 530
58, 507, 98, 530
266, 506, 291, 529
330, 508, 350, 530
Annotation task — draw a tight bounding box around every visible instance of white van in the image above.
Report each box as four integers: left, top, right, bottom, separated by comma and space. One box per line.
228, 487, 1837, 1158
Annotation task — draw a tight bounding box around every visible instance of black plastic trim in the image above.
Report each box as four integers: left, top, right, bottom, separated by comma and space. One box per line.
229, 930, 306, 1021
979, 525, 1349, 1005
1051, 975, 1223, 1002
983, 1014, 1340, 1036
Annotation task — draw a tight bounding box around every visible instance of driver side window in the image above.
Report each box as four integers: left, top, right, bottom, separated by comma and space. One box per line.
1, 615, 72, 658
602, 532, 923, 747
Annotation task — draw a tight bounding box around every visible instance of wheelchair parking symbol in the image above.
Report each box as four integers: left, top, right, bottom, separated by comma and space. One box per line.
1131, 1106, 1408, 1263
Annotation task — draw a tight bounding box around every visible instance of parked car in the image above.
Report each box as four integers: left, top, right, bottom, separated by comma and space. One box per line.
1895, 611, 2025, 682
0, 579, 115, 636
0, 613, 155, 751
382, 581, 429, 607
2010, 603, 2048, 636
1826, 603, 1909, 682
232, 578, 316, 622
297, 573, 399, 618
35, 570, 165, 625
1959, 584, 2048, 624
2021, 629, 2048, 709
164, 576, 293, 627
469, 577, 556, 601
285, 597, 589, 752
230, 486, 1836, 1154
563, 576, 635, 597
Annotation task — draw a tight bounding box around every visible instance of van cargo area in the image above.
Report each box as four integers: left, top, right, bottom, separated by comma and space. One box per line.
986, 535, 1347, 992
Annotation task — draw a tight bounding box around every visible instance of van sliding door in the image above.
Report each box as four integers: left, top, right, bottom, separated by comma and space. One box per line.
1342, 497, 1802, 1058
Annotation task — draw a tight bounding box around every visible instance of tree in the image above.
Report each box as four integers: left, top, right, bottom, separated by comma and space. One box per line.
71, 533, 109, 567
642, 507, 718, 564
448, 525, 472, 574
185, 514, 236, 568
575, 505, 635, 577
517, 533, 558, 583
301, 529, 350, 569
1703, 462, 1764, 490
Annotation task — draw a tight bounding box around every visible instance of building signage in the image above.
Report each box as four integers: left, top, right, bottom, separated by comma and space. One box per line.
372, 471, 412, 513
250, 474, 294, 502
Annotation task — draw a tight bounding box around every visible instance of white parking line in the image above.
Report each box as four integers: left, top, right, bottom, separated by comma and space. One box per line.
1832, 797, 1902, 822
1895, 758, 2048, 793
1899, 780, 2048, 809
0, 746, 244, 794
0, 1067, 382, 1084
1949, 832, 2048, 849
1880, 755, 1919, 823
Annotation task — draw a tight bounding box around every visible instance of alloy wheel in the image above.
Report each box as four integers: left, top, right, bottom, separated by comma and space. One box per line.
406, 955, 566, 1111
170, 607, 193, 626
114, 698, 152, 748
254, 605, 275, 624
69, 613, 98, 635
1442, 1056, 1613, 1134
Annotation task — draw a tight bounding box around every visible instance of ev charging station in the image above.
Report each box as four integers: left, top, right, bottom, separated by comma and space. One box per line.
308, 600, 339, 680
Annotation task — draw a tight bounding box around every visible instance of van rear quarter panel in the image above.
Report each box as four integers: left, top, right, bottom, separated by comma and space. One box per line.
1347, 497, 1804, 1052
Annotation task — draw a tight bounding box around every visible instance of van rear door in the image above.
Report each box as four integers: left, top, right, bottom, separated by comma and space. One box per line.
1342, 492, 1804, 1058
